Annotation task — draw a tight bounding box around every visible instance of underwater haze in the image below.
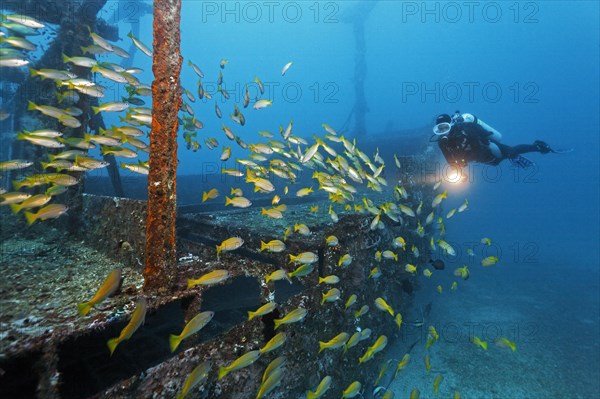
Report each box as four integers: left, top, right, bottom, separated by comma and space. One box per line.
1, 0, 599, 398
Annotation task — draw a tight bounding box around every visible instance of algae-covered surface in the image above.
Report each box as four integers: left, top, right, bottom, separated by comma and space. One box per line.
0, 210, 144, 359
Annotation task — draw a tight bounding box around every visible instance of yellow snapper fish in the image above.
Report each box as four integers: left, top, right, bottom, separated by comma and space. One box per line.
369, 267, 382, 279
344, 332, 361, 353
24, 203, 68, 224
288, 264, 315, 279
424, 354, 431, 374
321, 288, 341, 305
265, 269, 291, 283
319, 275, 340, 285
399, 205, 415, 217
481, 237, 492, 246
77, 268, 122, 316
175, 361, 211, 399
345, 294, 357, 309
216, 236, 244, 257
394, 353, 411, 378
410, 388, 420, 399
437, 285, 443, 294
423, 269, 433, 278
451, 282, 458, 290
253, 99, 273, 110
354, 305, 369, 319
342, 381, 362, 398
260, 332, 287, 354
261, 207, 283, 219
458, 198, 468, 212
256, 367, 283, 399
481, 256, 499, 266
107, 297, 147, 355
169, 311, 214, 352
338, 254, 353, 267
471, 336, 488, 350
405, 264, 417, 274
289, 251, 318, 264
374, 297, 395, 317
495, 337, 517, 352
325, 235, 339, 246
225, 195, 252, 208
230, 187, 243, 197
306, 375, 332, 399
202, 188, 218, 202
294, 223, 311, 236
187, 269, 230, 289
432, 190, 447, 208
437, 239, 456, 256
260, 240, 286, 253
0, 192, 31, 206
296, 187, 313, 197
395, 313, 403, 330
382, 250, 398, 261
433, 374, 444, 395
359, 335, 388, 364
446, 208, 456, 219
9, 194, 51, 214
454, 265, 470, 280
273, 307, 308, 329
248, 302, 278, 321
218, 349, 261, 379
318, 332, 349, 353
262, 356, 285, 383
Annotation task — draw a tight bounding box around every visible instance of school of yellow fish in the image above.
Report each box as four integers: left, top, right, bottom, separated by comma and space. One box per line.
1, 13, 515, 399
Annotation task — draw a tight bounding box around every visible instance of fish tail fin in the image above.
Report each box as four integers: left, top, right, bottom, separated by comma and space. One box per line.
77, 302, 92, 316
24, 211, 37, 225
288, 254, 296, 264
91, 106, 100, 114
247, 311, 255, 321
13, 180, 24, 191
318, 342, 326, 353
29, 68, 39, 77
27, 101, 37, 111
482, 341, 488, 351
216, 245, 221, 257
224, 196, 232, 206
306, 392, 315, 399
186, 279, 197, 289
259, 241, 267, 252
169, 334, 181, 352
107, 337, 119, 356
9, 203, 21, 214
273, 319, 282, 330
218, 366, 229, 380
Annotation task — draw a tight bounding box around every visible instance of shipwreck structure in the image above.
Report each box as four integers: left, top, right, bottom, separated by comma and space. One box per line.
0, 1, 444, 398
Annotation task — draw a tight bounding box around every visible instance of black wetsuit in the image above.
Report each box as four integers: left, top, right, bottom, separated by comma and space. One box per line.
437, 122, 543, 167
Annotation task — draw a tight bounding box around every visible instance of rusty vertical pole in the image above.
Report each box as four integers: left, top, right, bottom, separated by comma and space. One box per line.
144, 0, 182, 293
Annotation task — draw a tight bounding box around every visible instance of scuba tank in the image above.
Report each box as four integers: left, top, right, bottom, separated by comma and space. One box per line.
454, 112, 502, 141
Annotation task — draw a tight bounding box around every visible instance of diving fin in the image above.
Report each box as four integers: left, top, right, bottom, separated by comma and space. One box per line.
534, 140, 573, 154
509, 155, 535, 168
550, 147, 574, 154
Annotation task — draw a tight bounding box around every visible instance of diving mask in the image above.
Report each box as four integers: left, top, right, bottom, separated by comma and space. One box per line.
433, 122, 452, 135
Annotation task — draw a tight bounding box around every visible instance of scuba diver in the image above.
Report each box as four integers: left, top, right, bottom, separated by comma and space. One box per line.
431, 111, 568, 168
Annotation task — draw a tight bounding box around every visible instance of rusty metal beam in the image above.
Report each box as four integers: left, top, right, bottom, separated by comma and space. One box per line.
144, 0, 182, 293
